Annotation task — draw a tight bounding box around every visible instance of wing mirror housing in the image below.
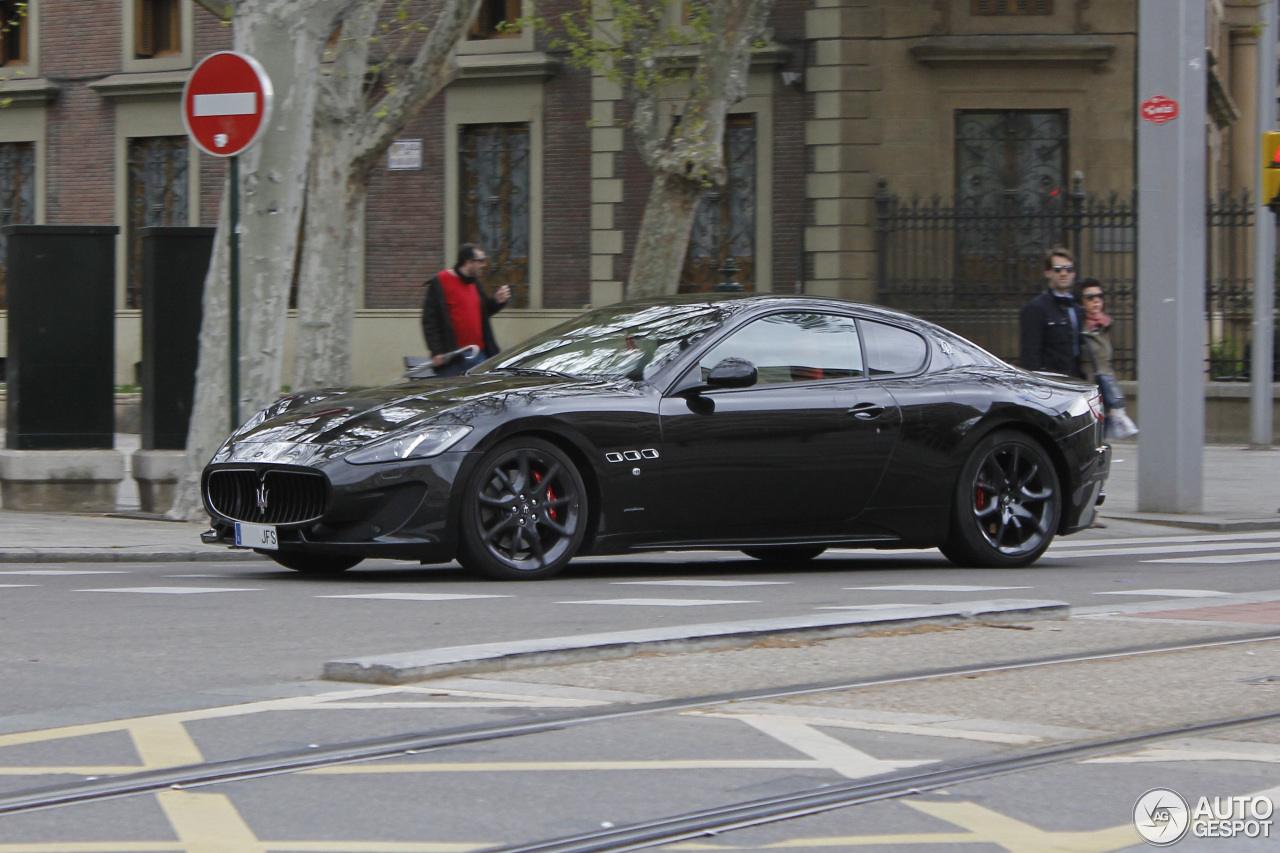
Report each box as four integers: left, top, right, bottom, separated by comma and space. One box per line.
706, 358, 758, 388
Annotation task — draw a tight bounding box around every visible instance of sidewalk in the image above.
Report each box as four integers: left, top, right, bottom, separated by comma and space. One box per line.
0, 438, 1278, 563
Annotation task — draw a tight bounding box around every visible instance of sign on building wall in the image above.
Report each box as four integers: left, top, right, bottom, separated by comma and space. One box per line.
388, 140, 423, 171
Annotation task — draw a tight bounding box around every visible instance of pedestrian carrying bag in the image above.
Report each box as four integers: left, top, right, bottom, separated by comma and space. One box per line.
1096, 373, 1126, 410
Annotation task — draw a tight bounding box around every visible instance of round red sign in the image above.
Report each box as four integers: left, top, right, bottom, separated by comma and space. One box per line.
182, 52, 274, 158
1140, 95, 1179, 125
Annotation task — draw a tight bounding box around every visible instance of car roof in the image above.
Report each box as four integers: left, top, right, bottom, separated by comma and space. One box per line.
611, 293, 927, 327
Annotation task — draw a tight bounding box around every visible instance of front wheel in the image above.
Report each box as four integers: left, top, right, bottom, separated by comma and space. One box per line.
457, 437, 588, 580
267, 551, 363, 575
941, 431, 1061, 569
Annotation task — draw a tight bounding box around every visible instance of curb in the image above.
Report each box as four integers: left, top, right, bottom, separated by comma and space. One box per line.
323, 598, 1070, 685
0, 550, 268, 563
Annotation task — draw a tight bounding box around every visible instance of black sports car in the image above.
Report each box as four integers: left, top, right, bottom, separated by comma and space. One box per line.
201, 294, 1110, 580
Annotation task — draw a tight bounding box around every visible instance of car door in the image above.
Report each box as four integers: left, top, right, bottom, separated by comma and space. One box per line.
656, 311, 901, 542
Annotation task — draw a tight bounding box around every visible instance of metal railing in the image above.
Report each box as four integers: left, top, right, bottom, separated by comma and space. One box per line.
875, 186, 1279, 381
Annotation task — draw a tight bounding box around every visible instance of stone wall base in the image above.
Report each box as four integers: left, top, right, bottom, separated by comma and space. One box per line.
0, 450, 125, 512
132, 450, 184, 515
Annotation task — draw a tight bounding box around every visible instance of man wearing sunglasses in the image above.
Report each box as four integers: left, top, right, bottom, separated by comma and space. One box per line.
1019, 246, 1085, 378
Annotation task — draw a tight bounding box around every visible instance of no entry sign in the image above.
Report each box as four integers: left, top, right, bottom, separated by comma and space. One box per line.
182, 51, 273, 157
1140, 95, 1179, 125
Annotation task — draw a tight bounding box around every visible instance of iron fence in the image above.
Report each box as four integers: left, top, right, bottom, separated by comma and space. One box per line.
875, 186, 1279, 382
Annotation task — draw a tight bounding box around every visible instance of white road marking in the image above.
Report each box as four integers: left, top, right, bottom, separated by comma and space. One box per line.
611, 580, 791, 587
558, 598, 758, 607
0, 584, 37, 589
1047, 540, 1280, 558
1092, 589, 1233, 597
319, 593, 512, 601
1144, 552, 1280, 565
730, 714, 935, 779
0, 569, 129, 576
76, 587, 263, 595
1052, 531, 1280, 549
843, 585, 1031, 592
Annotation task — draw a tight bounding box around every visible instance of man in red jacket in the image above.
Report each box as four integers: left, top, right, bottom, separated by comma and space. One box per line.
420, 244, 511, 377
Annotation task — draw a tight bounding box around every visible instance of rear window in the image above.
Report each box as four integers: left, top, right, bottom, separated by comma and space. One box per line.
861, 320, 928, 376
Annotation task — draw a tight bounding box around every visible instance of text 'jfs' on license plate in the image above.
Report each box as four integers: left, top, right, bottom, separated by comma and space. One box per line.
235, 522, 278, 550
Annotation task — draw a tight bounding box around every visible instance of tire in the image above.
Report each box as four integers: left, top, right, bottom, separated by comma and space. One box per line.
940, 430, 1061, 569
267, 551, 363, 575
741, 546, 827, 562
457, 437, 588, 581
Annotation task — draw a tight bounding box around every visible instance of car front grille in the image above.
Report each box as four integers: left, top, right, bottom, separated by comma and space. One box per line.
206, 468, 328, 525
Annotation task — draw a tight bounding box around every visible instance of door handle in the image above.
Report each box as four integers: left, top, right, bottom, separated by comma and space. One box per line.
847, 402, 885, 420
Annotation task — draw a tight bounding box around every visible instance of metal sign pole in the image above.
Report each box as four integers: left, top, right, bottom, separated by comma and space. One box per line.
1255, 0, 1277, 449
229, 155, 240, 433
1136, 0, 1207, 512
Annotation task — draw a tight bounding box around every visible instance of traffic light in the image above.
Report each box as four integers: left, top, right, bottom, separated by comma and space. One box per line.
1263, 131, 1280, 210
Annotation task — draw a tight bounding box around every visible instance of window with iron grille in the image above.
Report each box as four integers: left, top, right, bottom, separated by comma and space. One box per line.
680, 113, 756, 293
135, 0, 180, 58
0, 0, 27, 66
127, 137, 188, 309
972, 0, 1052, 14
469, 0, 522, 40
0, 141, 35, 310
460, 123, 530, 308
953, 110, 1068, 309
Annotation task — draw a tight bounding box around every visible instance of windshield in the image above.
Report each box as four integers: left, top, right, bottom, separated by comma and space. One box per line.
475, 302, 730, 381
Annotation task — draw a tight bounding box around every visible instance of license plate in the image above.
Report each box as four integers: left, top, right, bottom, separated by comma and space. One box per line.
235, 522, 278, 550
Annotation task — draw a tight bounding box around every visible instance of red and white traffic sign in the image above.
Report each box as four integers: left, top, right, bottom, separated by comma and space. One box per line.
182, 51, 274, 158
1140, 95, 1179, 125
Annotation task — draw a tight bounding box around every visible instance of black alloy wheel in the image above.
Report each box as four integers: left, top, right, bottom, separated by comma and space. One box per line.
741, 546, 827, 562
940, 430, 1061, 569
266, 551, 364, 574
458, 437, 587, 580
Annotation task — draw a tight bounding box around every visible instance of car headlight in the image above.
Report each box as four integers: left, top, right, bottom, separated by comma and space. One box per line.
343, 426, 472, 465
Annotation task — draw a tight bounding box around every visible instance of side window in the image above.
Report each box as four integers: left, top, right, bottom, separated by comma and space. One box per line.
698, 312, 863, 385
861, 320, 928, 376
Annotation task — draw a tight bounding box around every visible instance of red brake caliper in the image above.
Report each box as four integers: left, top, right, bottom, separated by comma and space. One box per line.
532, 471, 558, 521
975, 487, 986, 510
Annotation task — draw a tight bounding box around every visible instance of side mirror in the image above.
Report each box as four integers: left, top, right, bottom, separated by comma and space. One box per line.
706, 357, 758, 389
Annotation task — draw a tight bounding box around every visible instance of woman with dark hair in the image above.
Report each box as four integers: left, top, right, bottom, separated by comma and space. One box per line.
1079, 278, 1137, 439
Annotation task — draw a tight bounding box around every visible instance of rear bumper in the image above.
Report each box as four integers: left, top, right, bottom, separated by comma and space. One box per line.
1062, 442, 1111, 534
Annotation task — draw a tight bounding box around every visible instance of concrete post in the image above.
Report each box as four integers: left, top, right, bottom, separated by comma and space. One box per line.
1254, 0, 1277, 449
1136, 0, 1207, 512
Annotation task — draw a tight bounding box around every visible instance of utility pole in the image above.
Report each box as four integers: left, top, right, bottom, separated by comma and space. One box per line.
1136, 0, 1207, 513
1254, 0, 1277, 450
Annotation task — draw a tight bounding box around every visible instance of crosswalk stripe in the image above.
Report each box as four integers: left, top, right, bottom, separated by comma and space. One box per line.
559, 598, 758, 607
76, 587, 263, 594
319, 593, 512, 601
1143, 552, 1280, 565
1052, 531, 1280, 549
1093, 589, 1232, 597
1047, 541, 1280, 559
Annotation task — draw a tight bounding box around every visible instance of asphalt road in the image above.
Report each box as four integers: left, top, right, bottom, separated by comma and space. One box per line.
3, 520, 1280, 850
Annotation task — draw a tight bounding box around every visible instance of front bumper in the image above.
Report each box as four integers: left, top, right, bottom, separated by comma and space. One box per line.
1062, 441, 1111, 534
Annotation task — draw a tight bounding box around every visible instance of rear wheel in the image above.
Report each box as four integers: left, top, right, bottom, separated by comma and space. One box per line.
458, 437, 587, 581
741, 546, 827, 562
267, 552, 363, 575
941, 431, 1060, 569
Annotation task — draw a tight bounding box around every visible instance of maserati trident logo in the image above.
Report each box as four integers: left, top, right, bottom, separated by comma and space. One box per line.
255, 479, 269, 516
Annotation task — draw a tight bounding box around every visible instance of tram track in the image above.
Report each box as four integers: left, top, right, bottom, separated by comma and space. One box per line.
490, 709, 1280, 853
2, 628, 1279, 818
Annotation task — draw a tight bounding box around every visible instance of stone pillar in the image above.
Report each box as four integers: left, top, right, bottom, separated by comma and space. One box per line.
131, 449, 184, 515
589, 18, 625, 307
0, 450, 124, 513
804, 1, 883, 301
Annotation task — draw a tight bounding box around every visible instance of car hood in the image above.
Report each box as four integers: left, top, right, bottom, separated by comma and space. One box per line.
211, 373, 627, 466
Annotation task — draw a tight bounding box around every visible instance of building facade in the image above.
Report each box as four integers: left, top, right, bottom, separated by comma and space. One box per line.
0, 0, 1267, 386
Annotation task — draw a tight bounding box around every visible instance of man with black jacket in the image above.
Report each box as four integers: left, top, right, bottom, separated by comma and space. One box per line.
420, 244, 510, 377
1019, 247, 1084, 378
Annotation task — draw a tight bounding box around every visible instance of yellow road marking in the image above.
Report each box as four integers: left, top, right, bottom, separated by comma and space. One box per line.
131, 721, 205, 769
157, 791, 265, 853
